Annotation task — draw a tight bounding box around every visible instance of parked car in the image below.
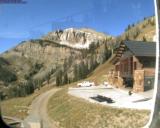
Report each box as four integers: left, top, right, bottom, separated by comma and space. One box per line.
77, 81, 95, 87
103, 81, 108, 86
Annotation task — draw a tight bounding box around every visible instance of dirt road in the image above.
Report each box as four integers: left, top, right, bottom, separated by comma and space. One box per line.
23, 88, 60, 128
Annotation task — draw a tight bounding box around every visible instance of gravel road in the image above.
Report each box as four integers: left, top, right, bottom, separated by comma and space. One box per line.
23, 88, 60, 128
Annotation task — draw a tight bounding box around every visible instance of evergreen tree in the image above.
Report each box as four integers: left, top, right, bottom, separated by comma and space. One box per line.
45, 73, 51, 84
143, 36, 147, 41
63, 73, 68, 85
56, 70, 63, 86
73, 64, 78, 81
125, 34, 129, 40
89, 55, 94, 72
56, 75, 60, 86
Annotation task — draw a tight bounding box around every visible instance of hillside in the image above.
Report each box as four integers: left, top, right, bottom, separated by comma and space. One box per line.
117, 16, 156, 42
0, 28, 113, 100
0, 15, 156, 100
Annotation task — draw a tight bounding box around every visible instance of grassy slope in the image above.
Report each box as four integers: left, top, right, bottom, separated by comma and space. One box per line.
121, 16, 155, 41
1, 54, 150, 127
48, 89, 149, 128
87, 54, 115, 84
1, 85, 53, 119
47, 56, 150, 128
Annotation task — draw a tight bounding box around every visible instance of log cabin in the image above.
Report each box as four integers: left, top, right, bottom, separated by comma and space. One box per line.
110, 41, 156, 92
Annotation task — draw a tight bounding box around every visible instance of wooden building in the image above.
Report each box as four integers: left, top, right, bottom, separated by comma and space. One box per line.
110, 41, 156, 92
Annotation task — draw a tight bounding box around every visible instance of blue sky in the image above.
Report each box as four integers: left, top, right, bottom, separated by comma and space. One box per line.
0, 0, 155, 53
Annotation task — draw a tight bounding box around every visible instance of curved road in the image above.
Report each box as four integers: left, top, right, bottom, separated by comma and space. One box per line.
23, 88, 60, 128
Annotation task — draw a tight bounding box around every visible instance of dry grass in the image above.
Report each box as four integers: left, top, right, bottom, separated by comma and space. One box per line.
121, 16, 156, 41
1, 84, 53, 119
86, 55, 114, 85
48, 88, 150, 128
48, 55, 150, 128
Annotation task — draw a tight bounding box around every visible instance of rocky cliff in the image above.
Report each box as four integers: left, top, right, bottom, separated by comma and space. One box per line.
43, 28, 112, 49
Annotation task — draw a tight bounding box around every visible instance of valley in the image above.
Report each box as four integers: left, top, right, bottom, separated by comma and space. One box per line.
0, 16, 156, 128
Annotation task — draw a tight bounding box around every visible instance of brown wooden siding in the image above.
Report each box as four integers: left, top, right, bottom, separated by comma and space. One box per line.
115, 55, 155, 79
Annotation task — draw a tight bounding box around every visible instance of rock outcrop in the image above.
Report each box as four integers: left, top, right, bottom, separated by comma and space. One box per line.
43, 28, 111, 49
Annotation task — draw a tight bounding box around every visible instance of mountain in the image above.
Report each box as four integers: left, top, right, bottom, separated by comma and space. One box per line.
43, 28, 113, 49
0, 28, 113, 99
0, 16, 156, 100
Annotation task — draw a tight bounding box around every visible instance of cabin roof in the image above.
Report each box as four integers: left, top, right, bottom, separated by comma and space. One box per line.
110, 41, 156, 64
124, 41, 156, 57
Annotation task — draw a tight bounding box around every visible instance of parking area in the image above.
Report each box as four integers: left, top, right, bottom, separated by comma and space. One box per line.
68, 85, 153, 110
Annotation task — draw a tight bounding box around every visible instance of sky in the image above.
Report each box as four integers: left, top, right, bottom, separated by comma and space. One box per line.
0, 0, 155, 53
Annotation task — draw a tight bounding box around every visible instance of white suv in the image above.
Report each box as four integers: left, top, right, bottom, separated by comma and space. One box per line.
77, 81, 95, 87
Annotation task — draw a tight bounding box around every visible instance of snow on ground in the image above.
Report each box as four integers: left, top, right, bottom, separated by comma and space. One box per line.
68, 85, 153, 110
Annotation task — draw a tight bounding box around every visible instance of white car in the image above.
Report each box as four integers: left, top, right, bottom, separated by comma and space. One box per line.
103, 81, 108, 86
77, 81, 95, 87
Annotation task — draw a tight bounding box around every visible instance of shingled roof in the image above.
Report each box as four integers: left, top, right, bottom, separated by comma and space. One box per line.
124, 41, 156, 57
110, 41, 156, 64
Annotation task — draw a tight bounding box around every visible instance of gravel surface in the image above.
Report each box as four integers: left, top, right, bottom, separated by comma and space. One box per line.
23, 88, 60, 128
68, 85, 153, 110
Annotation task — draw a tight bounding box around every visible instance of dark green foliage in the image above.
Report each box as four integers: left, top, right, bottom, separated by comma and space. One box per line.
78, 61, 88, 79
125, 24, 132, 32
0, 31, 115, 100
103, 46, 112, 63
2, 78, 44, 99
96, 42, 100, 48
143, 36, 147, 41
89, 55, 95, 71
131, 24, 135, 27
56, 70, 63, 86
56, 75, 60, 86
0, 91, 7, 100
73, 64, 78, 81
45, 73, 51, 84
63, 59, 68, 71
89, 42, 96, 53
33, 78, 44, 90
50, 68, 56, 75
125, 34, 130, 40
67, 56, 73, 67
0, 57, 9, 66
30, 39, 50, 47
73, 61, 91, 82
0, 66, 17, 83
63, 73, 68, 85
0, 56, 16, 83
90, 60, 99, 72
25, 63, 43, 80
